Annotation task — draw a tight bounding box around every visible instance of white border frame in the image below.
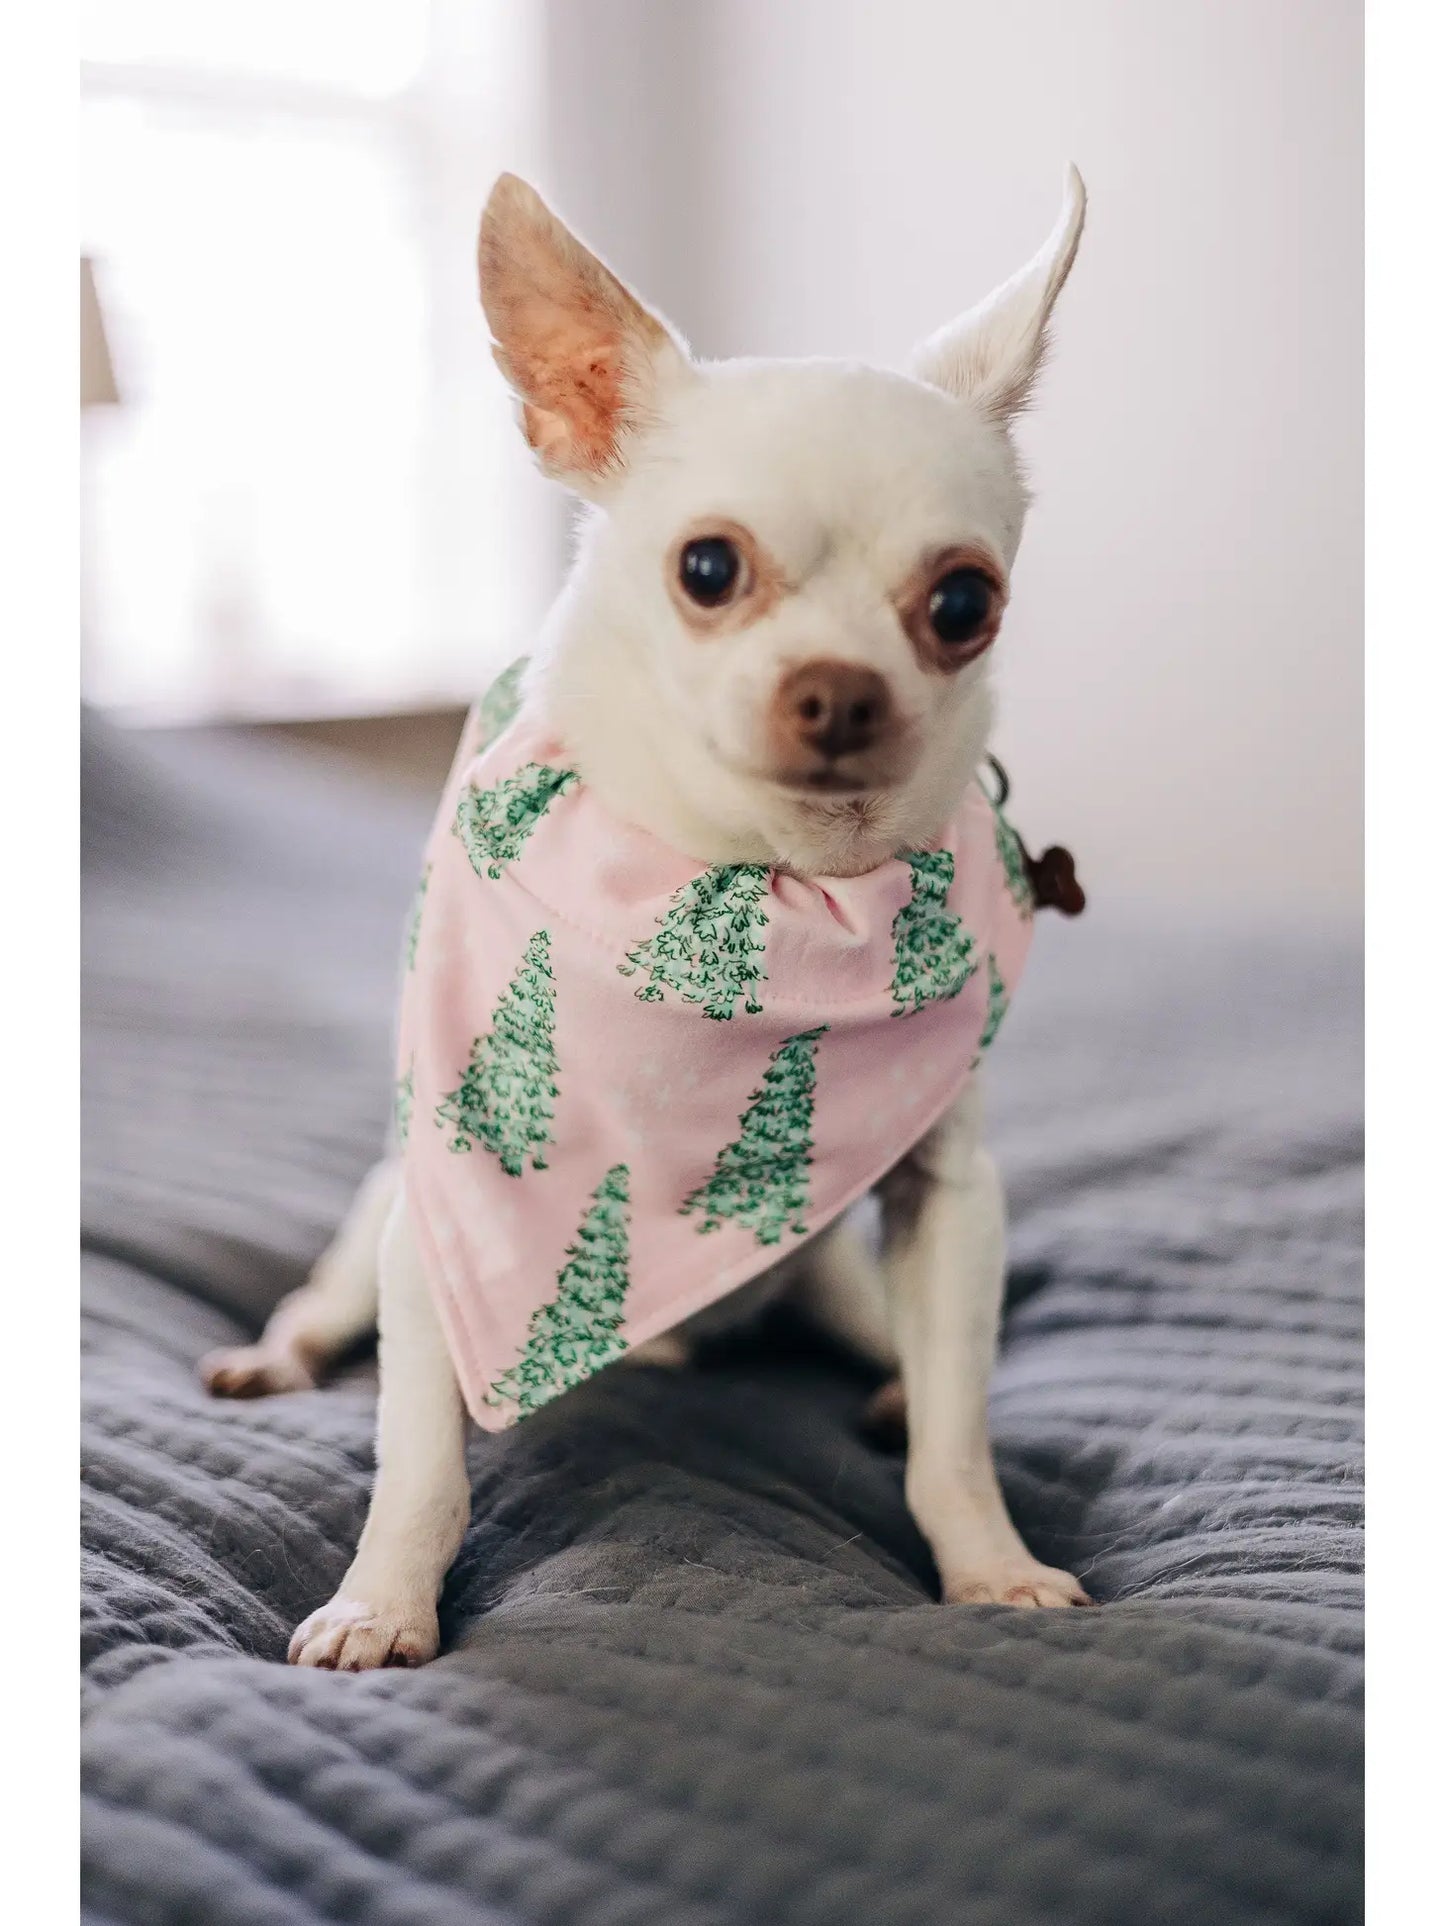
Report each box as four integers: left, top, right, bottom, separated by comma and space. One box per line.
1366, 0, 1442, 1917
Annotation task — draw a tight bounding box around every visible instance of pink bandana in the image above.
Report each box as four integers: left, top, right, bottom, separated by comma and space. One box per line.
396, 666, 1034, 1429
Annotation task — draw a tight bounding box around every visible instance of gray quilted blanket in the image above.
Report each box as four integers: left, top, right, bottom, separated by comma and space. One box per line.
80, 712, 1363, 1925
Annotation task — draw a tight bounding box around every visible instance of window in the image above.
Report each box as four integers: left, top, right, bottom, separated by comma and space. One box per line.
80, 1, 554, 721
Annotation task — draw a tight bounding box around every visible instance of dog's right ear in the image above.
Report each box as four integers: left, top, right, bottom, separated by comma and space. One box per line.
478, 174, 693, 495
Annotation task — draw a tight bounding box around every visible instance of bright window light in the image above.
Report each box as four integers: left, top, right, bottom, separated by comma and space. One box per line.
79, 0, 431, 99
80, 2, 551, 722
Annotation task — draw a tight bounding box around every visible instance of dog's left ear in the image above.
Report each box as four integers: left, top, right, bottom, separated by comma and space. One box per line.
478, 173, 693, 495
910, 165, 1086, 422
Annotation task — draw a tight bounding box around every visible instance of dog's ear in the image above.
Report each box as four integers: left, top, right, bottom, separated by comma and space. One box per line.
478, 173, 692, 493
910, 166, 1086, 423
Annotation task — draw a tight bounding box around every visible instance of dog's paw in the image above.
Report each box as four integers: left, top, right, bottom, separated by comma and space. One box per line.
200, 1344, 315, 1399
860, 1376, 907, 1449
622, 1331, 693, 1370
943, 1561, 1094, 1609
288, 1595, 440, 1670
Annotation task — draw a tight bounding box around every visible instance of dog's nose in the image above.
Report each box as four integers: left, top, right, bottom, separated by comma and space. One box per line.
774, 661, 892, 760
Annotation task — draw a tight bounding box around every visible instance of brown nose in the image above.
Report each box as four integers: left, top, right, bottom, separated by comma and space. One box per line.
773, 660, 892, 761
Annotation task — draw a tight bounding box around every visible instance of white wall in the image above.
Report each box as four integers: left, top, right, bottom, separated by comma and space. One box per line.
543, 0, 1361, 924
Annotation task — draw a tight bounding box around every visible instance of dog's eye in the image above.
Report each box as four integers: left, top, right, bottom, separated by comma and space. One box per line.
927, 569, 994, 646
679, 536, 742, 607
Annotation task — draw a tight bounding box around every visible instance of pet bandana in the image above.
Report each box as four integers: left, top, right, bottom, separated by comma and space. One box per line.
396, 661, 1037, 1429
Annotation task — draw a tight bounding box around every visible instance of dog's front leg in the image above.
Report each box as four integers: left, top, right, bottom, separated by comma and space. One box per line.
881, 1086, 1090, 1608
290, 1196, 471, 1668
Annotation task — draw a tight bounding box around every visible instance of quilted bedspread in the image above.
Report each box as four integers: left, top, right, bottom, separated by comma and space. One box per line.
80, 712, 1363, 1925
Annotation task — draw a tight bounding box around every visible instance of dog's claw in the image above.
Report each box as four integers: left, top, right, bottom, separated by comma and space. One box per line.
289, 1595, 440, 1670
943, 1563, 1093, 1609
201, 1344, 316, 1399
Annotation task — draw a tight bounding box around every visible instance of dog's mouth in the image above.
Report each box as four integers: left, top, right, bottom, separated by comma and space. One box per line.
704, 732, 915, 802
774, 740, 922, 797
786, 767, 871, 795
744, 757, 893, 800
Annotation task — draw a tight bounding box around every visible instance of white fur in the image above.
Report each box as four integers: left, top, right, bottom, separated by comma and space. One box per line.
205, 167, 1093, 1659
290, 1189, 468, 1669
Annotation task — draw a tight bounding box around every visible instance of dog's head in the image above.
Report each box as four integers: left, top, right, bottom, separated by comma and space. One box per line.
478, 170, 1084, 875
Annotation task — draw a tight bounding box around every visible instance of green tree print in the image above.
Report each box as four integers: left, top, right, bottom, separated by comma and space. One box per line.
618, 863, 770, 1020
434, 929, 559, 1175
972, 954, 1010, 1064
394, 1061, 414, 1145
404, 864, 430, 971
485, 1163, 632, 1416
454, 761, 576, 880
890, 851, 979, 1015
991, 799, 1035, 914
473, 654, 530, 756
681, 1026, 828, 1245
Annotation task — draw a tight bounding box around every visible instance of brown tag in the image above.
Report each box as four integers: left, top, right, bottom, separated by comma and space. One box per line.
1025, 845, 1086, 917
984, 758, 1085, 917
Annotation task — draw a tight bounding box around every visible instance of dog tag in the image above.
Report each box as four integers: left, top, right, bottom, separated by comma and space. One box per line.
1025, 844, 1085, 917
984, 756, 1085, 916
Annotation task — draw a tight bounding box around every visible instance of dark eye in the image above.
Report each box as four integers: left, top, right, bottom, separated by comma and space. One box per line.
928, 568, 994, 646
679, 536, 741, 606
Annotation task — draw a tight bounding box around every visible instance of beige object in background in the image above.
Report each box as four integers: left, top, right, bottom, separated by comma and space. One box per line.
82, 258, 120, 684
81, 258, 118, 410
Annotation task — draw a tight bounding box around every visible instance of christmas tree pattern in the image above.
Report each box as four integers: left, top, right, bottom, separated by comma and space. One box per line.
681, 1026, 828, 1245
972, 954, 1010, 1065
991, 798, 1035, 915
434, 929, 559, 1175
473, 654, 530, 756
484, 1163, 632, 1416
404, 864, 430, 971
890, 851, 979, 1016
618, 864, 770, 1020
454, 761, 576, 881
394, 1061, 414, 1145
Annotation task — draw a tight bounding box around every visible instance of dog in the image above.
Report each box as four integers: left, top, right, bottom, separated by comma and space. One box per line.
202, 167, 1092, 1668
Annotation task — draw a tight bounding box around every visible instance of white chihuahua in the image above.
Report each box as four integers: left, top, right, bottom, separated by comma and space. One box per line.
203, 169, 1092, 1668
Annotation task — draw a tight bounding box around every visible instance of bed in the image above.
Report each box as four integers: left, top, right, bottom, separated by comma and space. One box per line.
80, 709, 1363, 1925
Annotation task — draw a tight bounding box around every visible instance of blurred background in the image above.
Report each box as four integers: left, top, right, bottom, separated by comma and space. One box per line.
80, 0, 1361, 924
